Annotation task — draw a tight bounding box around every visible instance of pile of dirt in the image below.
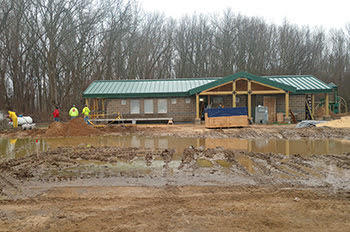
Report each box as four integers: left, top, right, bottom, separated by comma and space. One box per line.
314, 106, 337, 119
316, 116, 350, 128
45, 118, 104, 137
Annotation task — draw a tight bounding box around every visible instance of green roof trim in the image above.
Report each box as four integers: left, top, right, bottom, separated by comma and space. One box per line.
188, 71, 296, 95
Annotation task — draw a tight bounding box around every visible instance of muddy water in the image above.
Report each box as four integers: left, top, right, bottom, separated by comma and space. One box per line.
1, 136, 349, 159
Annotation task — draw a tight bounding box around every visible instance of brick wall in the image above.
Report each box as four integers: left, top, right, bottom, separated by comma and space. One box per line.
276, 94, 305, 120
106, 97, 196, 122
106, 94, 307, 122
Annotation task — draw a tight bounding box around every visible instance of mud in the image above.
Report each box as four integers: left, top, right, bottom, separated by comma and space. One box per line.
2, 122, 350, 141
0, 123, 350, 231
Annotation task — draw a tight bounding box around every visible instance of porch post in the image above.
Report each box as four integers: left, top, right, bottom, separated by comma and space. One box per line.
195, 94, 200, 124
102, 99, 105, 116
232, 81, 236, 108
247, 80, 251, 118
311, 94, 315, 116
284, 91, 290, 122
324, 93, 330, 120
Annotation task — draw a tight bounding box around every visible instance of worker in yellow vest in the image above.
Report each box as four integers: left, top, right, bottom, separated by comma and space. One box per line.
81, 104, 91, 124
8, 111, 18, 128
69, 105, 79, 119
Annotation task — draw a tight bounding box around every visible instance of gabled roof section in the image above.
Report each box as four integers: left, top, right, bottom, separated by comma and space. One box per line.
83, 78, 217, 98
188, 72, 296, 95
263, 75, 333, 94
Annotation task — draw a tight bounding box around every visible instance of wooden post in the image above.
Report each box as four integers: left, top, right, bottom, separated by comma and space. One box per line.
247, 80, 251, 118
93, 99, 97, 119
311, 94, 315, 116
232, 81, 236, 108
102, 99, 105, 117
285, 91, 290, 118
196, 94, 200, 119
325, 93, 329, 116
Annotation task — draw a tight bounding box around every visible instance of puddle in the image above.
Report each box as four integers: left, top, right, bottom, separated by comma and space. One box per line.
1, 136, 350, 160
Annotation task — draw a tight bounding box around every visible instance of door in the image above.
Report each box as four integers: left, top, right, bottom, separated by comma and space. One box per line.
263, 96, 276, 123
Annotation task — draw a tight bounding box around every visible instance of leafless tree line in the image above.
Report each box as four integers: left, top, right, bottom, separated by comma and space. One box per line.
0, 0, 349, 119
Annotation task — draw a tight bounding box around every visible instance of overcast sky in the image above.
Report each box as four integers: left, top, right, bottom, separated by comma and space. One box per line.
139, 0, 349, 30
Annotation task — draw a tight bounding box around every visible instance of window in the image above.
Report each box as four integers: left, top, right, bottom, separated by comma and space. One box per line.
185, 98, 191, 104
171, 99, 177, 104
130, 100, 140, 114
158, 99, 167, 113
144, 99, 153, 114
121, 99, 126, 105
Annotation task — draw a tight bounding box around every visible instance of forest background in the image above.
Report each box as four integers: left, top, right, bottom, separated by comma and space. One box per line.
1, 0, 349, 120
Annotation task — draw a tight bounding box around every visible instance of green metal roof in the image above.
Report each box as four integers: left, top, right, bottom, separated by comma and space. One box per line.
83, 72, 335, 98
188, 71, 296, 95
263, 75, 333, 94
83, 78, 217, 98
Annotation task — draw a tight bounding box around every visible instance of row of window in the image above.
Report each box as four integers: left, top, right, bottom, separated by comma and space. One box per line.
125, 98, 191, 114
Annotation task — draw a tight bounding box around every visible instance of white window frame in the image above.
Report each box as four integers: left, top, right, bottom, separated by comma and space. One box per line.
158, 99, 167, 114
144, 99, 154, 114
185, 98, 191, 104
121, 99, 126, 105
171, 99, 177, 104
130, 99, 140, 114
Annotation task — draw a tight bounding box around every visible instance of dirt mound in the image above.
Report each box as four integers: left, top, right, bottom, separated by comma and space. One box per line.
45, 118, 104, 137
314, 106, 337, 119
316, 116, 350, 128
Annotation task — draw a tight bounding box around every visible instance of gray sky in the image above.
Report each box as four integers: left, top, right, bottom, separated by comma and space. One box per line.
140, 0, 349, 30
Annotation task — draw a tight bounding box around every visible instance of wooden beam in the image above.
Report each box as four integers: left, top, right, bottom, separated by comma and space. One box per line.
248, 80, 251, 118
312, 94, 315, 116
251, 90, 285, 94
232, 81, 236, 107
325, 93, 329, 116
285, 91, 289, 118
196, 94, 199, 119
200, 91, 232, 95
236, 91, 248, 95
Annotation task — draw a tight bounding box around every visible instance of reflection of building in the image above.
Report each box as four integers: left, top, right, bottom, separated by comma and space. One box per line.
83, 72, 334, 123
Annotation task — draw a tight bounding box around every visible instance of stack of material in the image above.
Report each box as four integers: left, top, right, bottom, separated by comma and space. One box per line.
204, 107, 249, 128
315, 116, 350, 128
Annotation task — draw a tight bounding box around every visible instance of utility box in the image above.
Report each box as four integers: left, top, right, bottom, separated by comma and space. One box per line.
255, 106, 268, 124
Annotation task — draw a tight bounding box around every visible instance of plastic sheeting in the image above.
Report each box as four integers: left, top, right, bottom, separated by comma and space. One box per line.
204, 107, 248, 118
295, 120, 326, 128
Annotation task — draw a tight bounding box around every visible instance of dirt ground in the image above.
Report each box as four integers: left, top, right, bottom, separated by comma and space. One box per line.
0, 118, 350, 231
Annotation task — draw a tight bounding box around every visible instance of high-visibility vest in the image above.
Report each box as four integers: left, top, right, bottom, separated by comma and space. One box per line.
69, 107, 79, 117
82, 107, 90, 116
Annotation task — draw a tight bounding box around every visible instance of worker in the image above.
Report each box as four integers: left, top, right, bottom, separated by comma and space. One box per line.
81, 104, 91, 124
53, 106, 60, 122
8, 111, 18, 128
69, 105, 79, 119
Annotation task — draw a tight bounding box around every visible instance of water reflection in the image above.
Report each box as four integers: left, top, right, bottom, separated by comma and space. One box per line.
1, 136, 349, 159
